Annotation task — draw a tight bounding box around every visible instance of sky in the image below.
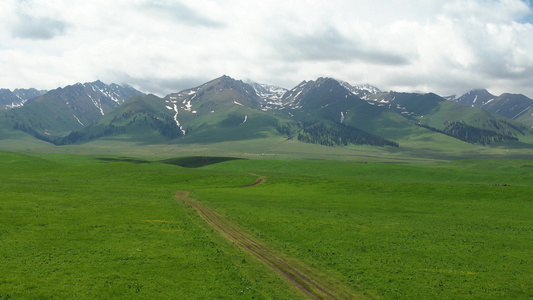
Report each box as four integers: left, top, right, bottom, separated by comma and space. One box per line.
1, 0, 533, 98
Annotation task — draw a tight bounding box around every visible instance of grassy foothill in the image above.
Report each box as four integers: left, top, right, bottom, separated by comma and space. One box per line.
1, 152, 532, 299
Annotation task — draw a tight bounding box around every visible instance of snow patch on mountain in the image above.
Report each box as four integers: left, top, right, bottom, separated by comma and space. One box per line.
1, 88, 45, 109
338, 80, 382, 99
184, 100, 192, 111
73, 114, 84, 126
248, 81, 288, 110
5, 101, 26, 109
89, 82, 135, 104
87, 94, 105, 115
172, 103, 186, 136
513, 104, 533, 119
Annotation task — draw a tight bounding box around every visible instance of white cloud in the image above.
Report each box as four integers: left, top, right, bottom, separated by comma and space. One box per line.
1, 0, 533, 98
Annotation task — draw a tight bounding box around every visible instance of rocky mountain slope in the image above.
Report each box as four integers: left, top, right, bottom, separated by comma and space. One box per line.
452, 89, 533, 125
1, 76, 532, 150
3, 81, 144, 140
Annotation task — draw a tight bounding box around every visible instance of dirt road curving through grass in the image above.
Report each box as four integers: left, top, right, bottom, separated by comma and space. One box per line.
177, 186, 369, 299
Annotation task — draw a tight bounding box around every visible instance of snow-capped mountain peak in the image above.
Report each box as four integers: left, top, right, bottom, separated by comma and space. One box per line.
452, 89, 496, 107
0, 88, 46, 109
246, 81, 288, 110
337, 80, 382, 99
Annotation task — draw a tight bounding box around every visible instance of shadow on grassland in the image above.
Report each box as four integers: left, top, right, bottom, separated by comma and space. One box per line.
97, 157, 151, 164
160, 156, 244, 168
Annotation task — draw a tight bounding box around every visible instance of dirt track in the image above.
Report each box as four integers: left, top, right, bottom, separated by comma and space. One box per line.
177, 187, 367, 299
239, 176, 266, 187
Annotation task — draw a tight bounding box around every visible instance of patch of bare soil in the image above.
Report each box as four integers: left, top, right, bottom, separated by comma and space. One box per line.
240, 176, 266, 187
176, 190, 370, 300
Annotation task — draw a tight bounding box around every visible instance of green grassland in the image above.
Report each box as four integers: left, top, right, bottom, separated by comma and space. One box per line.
0, 152, 301, 299
1, 152, 532, 299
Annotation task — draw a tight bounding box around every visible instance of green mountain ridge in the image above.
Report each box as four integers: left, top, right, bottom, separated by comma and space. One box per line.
452, 89, 533, 125
1, 75, 533, 159
57, 94, 181, 145
367, 91, 530, 145
2, 81, 144, 141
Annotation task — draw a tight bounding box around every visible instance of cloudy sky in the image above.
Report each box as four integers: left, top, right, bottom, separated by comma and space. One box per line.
1, 0, 533, 98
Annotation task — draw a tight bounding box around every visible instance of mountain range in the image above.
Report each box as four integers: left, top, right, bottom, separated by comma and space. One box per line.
2, 81, 144, 140
1, 76, 533, 155
450, 89, 533, 125
0, 88, 46, 109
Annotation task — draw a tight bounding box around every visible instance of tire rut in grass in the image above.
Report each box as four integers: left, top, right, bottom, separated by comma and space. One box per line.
176, 190, 368, 300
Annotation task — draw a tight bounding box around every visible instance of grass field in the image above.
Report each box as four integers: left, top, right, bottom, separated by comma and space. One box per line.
0, 152, 302, 299
1, 152, 532, 299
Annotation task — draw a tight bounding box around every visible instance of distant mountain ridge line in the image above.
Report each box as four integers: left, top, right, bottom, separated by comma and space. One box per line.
3, 78, 532, 113
450, 88, 533, 124
4, 76, 533, 123
2, 75, 532, 152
